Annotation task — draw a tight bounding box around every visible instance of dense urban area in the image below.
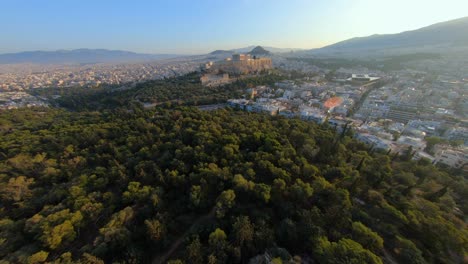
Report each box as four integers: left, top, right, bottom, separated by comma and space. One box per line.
0, 47, 467, 264
2, 0, 468, 261
1, 50, 466, 171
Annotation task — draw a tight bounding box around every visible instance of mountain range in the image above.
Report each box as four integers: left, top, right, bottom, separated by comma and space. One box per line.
309, 16, 468, 56
210, 46, 300, 56
0, 49, 179, 65
1, 16, 467, 64
210, 46, 273, 56
0, 46, 290, 65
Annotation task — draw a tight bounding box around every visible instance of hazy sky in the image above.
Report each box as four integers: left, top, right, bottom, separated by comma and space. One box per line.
1, 0, 467, 54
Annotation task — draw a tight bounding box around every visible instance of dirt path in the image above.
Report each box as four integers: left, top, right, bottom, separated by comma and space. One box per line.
152, 207, 216, 264
382, 249, 399, 264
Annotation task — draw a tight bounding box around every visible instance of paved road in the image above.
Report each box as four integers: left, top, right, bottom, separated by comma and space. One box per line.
197, 103, 227, 111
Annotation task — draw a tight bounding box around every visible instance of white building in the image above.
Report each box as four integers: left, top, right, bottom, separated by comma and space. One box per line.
434, 147, 468, 169
247, 101, 287, 116
444, 127, 468, 145
413, 151, 435, 162
355, 133, 392, 151
300, 106, 326, 124
396, 136, 426, 151
227, 99, 250, 109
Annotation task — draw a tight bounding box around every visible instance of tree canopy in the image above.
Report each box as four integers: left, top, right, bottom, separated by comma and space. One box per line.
0, 74, 466, 263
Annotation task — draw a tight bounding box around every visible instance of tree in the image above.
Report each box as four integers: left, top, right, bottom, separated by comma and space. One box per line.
207, 254, 217, 264
394, 236, 425, 264
122, 181, 152, 203
1, 103, 467, 263
0, 176, 34, 207
298, 208, 323, 249
190, 185, 202, 207
290, 179, 313, 204
277, 218, 299, 249
402, 146, 415, 161
424, 137, 446, 154
43, 220, 77, 250
208, 228, 228, 262
232, 216, 254, 249
186, 236, 203, 264
315, 237, 383, 264
80, 253, 105, 264
215, 190, 236, 218
98, 207, 134, 249
351, 222, 384, 253
145, 219, 165, 242
232, 174, 254, 192
167, 260, 184, 264
25, 210, 83, 250
253, 183, 271, 203
209, 228, 227, 246
271, 257, 283, 264
55, 252, 72, 263
28, 251, 49, 264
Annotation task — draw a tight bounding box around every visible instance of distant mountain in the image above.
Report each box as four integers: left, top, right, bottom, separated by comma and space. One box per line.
249, 46, 271, 55
0, 49, 180, 64
311, 16, 468, 55
209, 46, 302, 55
209, 50, 235, 55
234, 46, 303, 53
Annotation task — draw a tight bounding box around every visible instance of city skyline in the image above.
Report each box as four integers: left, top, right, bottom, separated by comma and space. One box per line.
2, 0, 468, 54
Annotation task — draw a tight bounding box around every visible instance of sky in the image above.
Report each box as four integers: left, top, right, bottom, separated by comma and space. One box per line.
1, 0, 467, 54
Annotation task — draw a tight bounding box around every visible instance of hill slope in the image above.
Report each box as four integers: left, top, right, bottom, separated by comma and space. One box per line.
313, 16, 468, 55
249, 46, 271, 56
0, 105, 466, 263
210, 46, 301, 55
1, 74, 467, 263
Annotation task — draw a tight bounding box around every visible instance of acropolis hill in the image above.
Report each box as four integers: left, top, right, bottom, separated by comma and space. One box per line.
200, 46, 273, 86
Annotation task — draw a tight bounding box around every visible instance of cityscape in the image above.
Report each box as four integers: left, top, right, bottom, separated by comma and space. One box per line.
2, 47, 466, 171
0, 1, 467, 264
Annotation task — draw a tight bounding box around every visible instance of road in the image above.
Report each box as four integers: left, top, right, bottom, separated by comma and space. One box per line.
196, 103, 227, 111
152, 207, 216, 264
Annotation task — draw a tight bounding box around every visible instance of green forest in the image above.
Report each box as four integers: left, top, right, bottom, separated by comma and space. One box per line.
0, 74, 467, 264
30, 73, 288, 111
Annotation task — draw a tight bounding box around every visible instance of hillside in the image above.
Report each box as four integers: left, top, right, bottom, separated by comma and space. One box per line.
0, 74, 466, 264
312, 16, 468, 55
209, 46, 300, 55
0, 49, 179, 64
209, 50, 235, 55
30, 73, 285, 111
249, 46, 271, 56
